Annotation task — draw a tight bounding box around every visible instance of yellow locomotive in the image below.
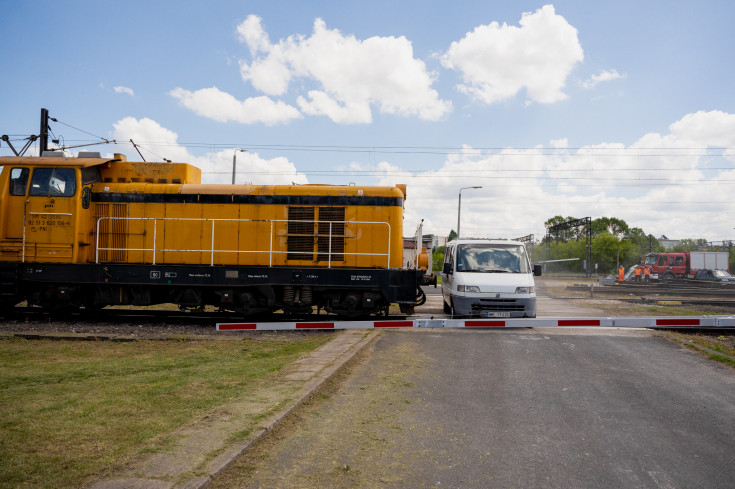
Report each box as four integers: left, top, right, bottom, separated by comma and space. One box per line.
0, 151, 422, 317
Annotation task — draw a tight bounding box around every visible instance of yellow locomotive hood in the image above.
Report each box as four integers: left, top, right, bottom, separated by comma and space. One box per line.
179, 183, 406, 199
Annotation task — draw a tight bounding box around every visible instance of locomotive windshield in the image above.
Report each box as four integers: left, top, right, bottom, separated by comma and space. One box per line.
29, 168, 76, 197
644, 254, 658, 265
456, 243, 530, 273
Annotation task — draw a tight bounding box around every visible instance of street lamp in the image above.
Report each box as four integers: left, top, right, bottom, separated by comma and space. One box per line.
457, 186, 482, 239
232, 148, 247, 184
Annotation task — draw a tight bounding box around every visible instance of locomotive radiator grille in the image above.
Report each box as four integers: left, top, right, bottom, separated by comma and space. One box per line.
317, 207, 345, 262
287, 207, 315, 261
94, 203, 129, 262
286, 206, 346, 263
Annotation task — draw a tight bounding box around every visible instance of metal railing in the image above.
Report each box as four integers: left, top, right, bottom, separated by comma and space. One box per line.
94, 217, 392, 267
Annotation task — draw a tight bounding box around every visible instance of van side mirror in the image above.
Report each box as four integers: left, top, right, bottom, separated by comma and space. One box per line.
443, 263, 453, 275
533, 264, 543, 276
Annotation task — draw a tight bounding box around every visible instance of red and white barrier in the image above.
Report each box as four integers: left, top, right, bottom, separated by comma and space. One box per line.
217, 315, 735, 331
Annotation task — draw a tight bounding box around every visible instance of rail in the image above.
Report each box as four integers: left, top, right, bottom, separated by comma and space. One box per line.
94, 217, 391, 267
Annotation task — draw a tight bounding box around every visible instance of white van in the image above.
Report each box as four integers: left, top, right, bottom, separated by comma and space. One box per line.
441, 239, 541, 317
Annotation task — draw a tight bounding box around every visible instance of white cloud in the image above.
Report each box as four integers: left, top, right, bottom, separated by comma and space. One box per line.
580, 69, 625, 89
236, 14, 272, 55
441, 4, 583, 105
169, 86, 302, 126
113, 86, 135, 96
107, 111, 735, 241
237, 15, 452, 123
112, 117, 192, 163
365, 111, 735, 241
205, 150, 309, 186
110, 117, 308, 185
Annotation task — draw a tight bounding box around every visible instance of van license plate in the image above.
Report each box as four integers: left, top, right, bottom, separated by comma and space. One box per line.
486, 312, 510, 318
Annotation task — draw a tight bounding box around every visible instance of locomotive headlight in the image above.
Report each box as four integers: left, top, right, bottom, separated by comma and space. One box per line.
457, 285, 481, 292
515, 286, 535, 294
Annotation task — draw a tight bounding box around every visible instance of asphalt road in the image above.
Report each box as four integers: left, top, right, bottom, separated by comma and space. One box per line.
214, 328, 735, 489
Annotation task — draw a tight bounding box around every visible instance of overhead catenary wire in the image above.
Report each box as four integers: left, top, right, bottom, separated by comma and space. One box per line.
48, 117, 112, 143
21, 138, 735, 156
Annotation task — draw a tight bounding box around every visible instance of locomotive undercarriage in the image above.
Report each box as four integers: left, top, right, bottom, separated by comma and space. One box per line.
6, 263, 422, 318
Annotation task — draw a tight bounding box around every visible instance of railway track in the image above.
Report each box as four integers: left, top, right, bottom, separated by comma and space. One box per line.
1, 305, 408, 326
569, 282, 735, 298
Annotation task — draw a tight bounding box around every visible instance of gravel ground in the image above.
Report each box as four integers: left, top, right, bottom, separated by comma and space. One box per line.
0, 307, 294, 338
0, 316, 233, 337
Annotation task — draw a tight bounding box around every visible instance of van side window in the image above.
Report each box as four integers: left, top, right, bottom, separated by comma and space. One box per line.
9, 168, 29, 196
29, 168, 77, 197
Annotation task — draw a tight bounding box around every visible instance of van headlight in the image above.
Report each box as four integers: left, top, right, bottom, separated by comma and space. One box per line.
457, 285, 481, 292
515, 287, 535, 294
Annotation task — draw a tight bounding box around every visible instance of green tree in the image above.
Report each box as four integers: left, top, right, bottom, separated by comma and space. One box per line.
592, 217, 629, 239
544, 215, 580, 241
448, 229, 457, 242
539, 215, 660, 274
432, 246, 445, 272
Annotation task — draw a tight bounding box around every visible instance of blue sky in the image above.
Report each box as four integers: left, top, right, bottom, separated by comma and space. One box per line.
2, 0, 735, 241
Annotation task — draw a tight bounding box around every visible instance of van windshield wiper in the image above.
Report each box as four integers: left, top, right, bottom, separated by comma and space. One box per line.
479, 269, 510, 273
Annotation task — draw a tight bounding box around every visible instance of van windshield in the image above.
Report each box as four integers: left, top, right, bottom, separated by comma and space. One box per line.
456, 244, 530, 273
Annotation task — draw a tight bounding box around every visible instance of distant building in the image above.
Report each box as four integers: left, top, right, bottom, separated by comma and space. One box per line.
658, 235, 680, 250
403, 234, 436, 268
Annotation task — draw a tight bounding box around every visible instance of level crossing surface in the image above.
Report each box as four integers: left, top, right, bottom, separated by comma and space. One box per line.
212, 328, 735, 489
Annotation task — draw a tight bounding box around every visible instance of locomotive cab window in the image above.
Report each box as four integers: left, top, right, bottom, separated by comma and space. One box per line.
81, 166, 101, 185
29, 167, 77, 197
9, 168, 30, 196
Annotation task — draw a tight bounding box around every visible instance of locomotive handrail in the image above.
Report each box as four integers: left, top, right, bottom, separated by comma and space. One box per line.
94, 217, 391, 267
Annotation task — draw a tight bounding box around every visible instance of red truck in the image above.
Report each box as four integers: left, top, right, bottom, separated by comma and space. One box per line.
643, 251, 730, 281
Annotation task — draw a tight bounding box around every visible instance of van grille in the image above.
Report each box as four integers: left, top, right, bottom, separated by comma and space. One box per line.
471, 299, 524, 312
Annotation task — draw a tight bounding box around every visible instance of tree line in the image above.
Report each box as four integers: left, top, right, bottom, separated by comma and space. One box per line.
431, 216, 735, 274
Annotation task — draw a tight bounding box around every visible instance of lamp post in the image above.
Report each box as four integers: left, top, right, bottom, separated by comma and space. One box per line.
232, 148, 247, 184
457, 186, 482, 239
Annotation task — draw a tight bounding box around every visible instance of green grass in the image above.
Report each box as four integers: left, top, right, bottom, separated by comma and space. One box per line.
666, 332, 735, 369
708, 353, 735, 368
0, 334, 331, 489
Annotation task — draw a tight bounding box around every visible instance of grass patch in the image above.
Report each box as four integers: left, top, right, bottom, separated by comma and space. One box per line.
665, 332, 735, 369
708, 353, 735, 368
0, 334, 331, 489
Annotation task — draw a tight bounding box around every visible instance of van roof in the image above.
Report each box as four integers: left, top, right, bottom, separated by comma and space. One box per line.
449, 238, 524, 245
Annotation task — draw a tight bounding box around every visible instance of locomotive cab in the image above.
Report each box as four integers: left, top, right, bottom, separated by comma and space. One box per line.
0, 153, 112, 264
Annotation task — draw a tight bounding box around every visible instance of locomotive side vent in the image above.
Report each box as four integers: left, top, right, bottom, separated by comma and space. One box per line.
94, 203, 129, 262
317, 206, 345, 262
287, 207, 315, 261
